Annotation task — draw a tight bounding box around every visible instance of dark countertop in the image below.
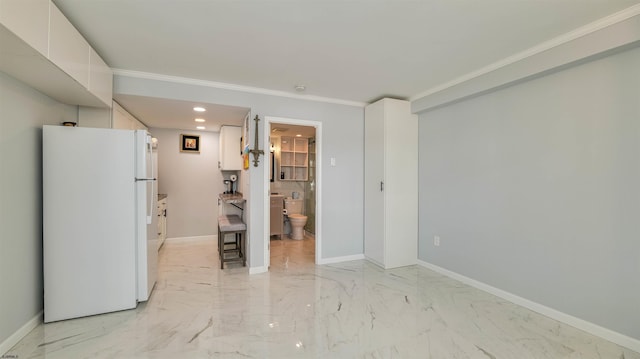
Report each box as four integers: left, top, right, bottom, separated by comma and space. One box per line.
158, 194, 167, 201
219, 192, 245, 204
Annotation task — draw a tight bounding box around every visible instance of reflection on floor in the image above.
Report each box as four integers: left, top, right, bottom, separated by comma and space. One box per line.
270, 232, 315, 271
6, 237, 639, 358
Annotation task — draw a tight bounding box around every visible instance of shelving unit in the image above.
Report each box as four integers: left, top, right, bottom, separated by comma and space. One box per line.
279, 137, 308, 181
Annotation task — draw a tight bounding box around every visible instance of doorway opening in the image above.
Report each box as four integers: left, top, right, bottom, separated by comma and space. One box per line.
263, 117, 321, 269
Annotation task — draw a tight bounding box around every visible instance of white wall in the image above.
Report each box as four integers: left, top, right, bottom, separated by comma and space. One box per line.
151, 128, 224, 238
417, 46, 640, 340
115, 76, 365, 268
0, 72, 77, 348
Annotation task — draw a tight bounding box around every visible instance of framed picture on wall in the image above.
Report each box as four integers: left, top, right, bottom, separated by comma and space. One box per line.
180, 134, 200, 153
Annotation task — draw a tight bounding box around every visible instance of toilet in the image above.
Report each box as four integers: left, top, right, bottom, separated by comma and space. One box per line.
284, 198, 307, 240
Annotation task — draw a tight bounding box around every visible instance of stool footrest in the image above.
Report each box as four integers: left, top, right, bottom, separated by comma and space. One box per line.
218, 215, 247, 269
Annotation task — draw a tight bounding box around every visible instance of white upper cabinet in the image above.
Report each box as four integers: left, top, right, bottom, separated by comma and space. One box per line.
0, 0, 112, 108
219, 126, 243, 171
89, 48, 114, 106
79, 101, 147, 130
0, 0, 49, 56
48, 2, 90, 88
112, 102, 147, 130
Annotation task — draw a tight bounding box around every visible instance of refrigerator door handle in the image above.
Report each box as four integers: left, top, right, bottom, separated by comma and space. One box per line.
146, 136, 154, 224
135, 178, 157, 182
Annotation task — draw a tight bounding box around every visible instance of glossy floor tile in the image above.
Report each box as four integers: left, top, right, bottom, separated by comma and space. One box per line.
7, 238, 639, 358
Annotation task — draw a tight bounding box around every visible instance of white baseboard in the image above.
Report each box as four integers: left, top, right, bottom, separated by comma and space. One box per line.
0, 311, 42, 356
249, 266, 268, 275
166, 235, 216, 243
416, 259, 640, 353
318, 254, 365, 265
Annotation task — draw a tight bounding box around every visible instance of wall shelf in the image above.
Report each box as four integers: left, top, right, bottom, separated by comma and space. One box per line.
279, 136, 308, 181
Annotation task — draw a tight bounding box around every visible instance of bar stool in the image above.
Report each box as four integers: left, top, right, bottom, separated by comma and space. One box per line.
217, 214, 246, 269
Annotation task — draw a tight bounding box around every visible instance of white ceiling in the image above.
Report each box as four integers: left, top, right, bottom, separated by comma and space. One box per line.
53, 0, 639, 131
114, 95, 250, 131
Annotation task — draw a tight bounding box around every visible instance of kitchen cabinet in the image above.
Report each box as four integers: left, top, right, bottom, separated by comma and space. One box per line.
49, 2, 90, 89
79, 101, 147, 130
112, 102, 147, 130
279, 136, 308, 181
219, 126, 242, 170
0, 0, 112, 108
89, 48, 113, 106
364, 98, 418, 269
0, 0, 49, 57
157, 196, 167, 250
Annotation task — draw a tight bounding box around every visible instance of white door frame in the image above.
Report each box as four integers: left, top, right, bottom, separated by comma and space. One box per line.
263, 116, 322, 267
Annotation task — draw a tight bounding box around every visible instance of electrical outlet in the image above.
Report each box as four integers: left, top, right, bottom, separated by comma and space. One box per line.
434, 236, 440, 246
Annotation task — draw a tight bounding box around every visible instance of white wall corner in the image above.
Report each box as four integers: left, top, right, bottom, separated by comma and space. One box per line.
165, 235, 216, 243
317, 254, 365, 265
416, 260, 640, 354
249, 266, 268, 275
410, 5, 640, 113
0, 311, 42, 356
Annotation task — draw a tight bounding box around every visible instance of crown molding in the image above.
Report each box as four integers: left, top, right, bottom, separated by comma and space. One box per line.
410, 4, 640, 109
112, 69, 367, 108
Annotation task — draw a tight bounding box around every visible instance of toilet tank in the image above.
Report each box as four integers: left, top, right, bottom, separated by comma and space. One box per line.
284, 198, 304, 215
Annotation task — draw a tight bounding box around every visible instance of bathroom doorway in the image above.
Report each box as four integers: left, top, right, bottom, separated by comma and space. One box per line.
263, 116, 321, 269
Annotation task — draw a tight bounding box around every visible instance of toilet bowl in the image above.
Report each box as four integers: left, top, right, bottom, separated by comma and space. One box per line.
284, 198, 307, 240
288, 214, 307, 240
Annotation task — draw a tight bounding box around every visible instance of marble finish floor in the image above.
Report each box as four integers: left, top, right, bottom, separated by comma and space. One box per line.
7, 238, 639, 358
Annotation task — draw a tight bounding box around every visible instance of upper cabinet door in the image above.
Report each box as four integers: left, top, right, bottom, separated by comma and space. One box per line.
219, 126, 243, 170
48, 2, 90, 88
89, 48, 113, 106
0, 0, 49, 57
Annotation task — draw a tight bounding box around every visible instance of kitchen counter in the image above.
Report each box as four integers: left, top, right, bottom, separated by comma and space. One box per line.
219, 192, 245, 204
158, 194, 168, 201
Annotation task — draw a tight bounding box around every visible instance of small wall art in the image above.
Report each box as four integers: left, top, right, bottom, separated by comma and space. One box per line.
180, 134, 200, 153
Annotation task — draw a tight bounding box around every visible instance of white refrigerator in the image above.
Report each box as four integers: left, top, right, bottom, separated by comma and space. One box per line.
43, 125, 158, 323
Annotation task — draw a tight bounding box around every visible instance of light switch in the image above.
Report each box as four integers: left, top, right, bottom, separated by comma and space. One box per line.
330, 157, 336, 167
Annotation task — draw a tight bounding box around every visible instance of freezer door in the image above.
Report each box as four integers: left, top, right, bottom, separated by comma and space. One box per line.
135, 130, 158, 302
43, 126, 137, 322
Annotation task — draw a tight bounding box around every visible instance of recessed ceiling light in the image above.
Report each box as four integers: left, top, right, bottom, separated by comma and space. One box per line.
193, 106, 206, 112
294, 85, 306, 92
196, 126, 206, 130
195, 118, 205, 122
296, 134, 302, 137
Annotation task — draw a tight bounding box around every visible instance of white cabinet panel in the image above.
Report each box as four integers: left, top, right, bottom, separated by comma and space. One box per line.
112, 103, 132, 129
0, 0, 49, 56
157, 198, 167, 249
364, 100, 385, 266
79, 101, 147, 130
49, 2, 90, 88
89, 48, 113, 107
364, 98, 418, 269
112, 102, 147, 130
0, 0, 111, 107
219, 126, 243, 170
